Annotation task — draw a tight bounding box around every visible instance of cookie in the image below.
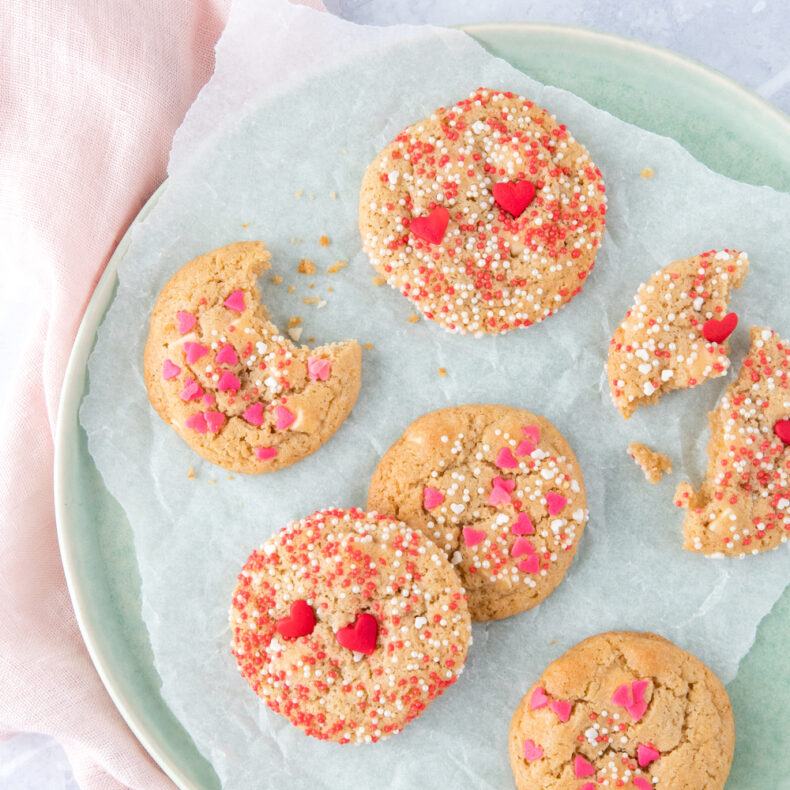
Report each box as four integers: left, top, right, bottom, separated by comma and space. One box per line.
675, 326, 790, 556
509, 631, 735, 790
607, 250, 749, 419
143, 241, 361, 474
628, 442, 672, 484
229, 508, 472, 743
367, 405, 588, 621
359, 87, 607, 335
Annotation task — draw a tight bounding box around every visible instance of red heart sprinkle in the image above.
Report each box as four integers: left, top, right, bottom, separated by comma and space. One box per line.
410, 206, 449, 245
702, 312, 737, 343
774, 419, 790, 445
275, 600, 315, 639
492, 179, 536, 217
336, 612, 378, 655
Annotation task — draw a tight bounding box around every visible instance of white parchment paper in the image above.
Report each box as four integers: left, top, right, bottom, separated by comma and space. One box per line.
81, 1, 790, 787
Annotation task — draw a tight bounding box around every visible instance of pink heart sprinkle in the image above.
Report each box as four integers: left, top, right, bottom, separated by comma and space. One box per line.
550, 700, 572, 722
162, 359, 181, 380
224, 289, 246, 313
633, 779, 651, 790
637, 744, 660, 768
496, 446, 518, 469
580, 785, 596, 790
510, 537, 534, 558
494, 476, 516, 493
307, 357, 331, 381
215, 343, 238, 366
184, 342, 209, 364
218, 370, 240, 392
203, 393, 216, 405
489, 476, 515, 506
185, 413, 207, 434
628, 700, 648, 722
632, 680, 649, 703
275, 405, 296, 430
205, 411, 225, 434
176, 311, 196, 334
612, 684, 633, 708
522, 739, 543, 762
518, 555, 540, 574
256, 447, 278, 461
423, 487, 445, 510
243, 402, 264, 426
522, 425, 540, 444
179, 378, 203, 402
529, 687, 549, 710
512, 512, 535, 535
546, 492, 568, 515
515, 439, 535, 456
462, 527, 486, 547
574, 755, 595, 778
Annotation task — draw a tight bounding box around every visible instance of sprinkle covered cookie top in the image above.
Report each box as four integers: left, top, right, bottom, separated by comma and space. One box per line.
359, 88, 607, 335
230, 508, 472, 744
607, 250, 749, 419
367, 405, 588, 621
509, 632, 735, 790
676, 326, 790, 557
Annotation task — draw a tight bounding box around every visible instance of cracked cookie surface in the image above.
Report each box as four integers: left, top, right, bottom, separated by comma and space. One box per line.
229, 508, 472, 743
143, 241, 361, 474
367, 405, 587, 621
676, 326, 790, 556
359, 87, 606, 335
509, 631, 734, 790
607, 250, 748, 419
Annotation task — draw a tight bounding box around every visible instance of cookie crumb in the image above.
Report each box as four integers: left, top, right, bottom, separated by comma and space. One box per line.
372, 275, 387, 287
209, 478, 217, 484
288, 316, 302, 328
327, 286, 334, 293
328, 260, 347, 274
408, 314, 420, 323
628, 441, 672, 483
272, 275, 283, 285
364, 342, 373, 351
294, 189, 303, 197
329, 192, 338, 199
308, 336, 315, 342
288, 285, 295, 294
288, 327, 303, 341
187, 466, 195, 479
640, 168, 654, 179
319, 235, 331, 247
241, 222, 249, 228
227, 475, 234, 480
308, 194, 315, 200
298, 258, 316, 275
438, 367, 447, 377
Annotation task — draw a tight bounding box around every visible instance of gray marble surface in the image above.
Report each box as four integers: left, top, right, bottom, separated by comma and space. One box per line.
10, 1, 788, 788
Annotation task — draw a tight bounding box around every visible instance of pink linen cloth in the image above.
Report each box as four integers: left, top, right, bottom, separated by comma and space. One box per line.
0, 1, 232, 787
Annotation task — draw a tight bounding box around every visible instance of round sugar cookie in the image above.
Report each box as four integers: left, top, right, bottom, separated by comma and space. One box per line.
359, 87, 607, 335
229, 508, 472, 744
143, 241, 361, 474
367, 405, 588, 621
509, 631, 735, 790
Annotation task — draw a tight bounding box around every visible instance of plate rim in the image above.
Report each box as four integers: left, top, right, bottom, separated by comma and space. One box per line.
53, 21, 790, 790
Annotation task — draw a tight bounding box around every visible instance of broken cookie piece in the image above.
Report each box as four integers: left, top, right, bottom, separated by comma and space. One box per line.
627, 442, 672, 483
607, 250, 749, 419
676, 326, 790, 556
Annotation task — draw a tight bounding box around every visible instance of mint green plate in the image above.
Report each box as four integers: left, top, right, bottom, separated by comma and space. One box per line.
55, 23, 790, 790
